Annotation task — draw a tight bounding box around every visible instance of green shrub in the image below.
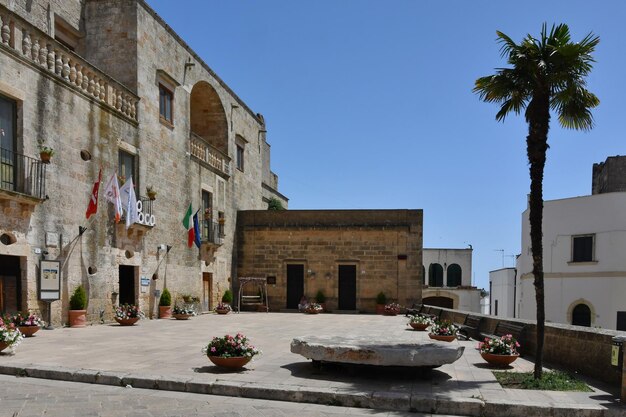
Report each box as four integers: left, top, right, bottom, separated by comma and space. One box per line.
159, 288, 171, 306
376, 292, 387, 305
267, 197, 285, 211
69, 285, 87, 310
222, 289, 233, 303
315, 290, 326, 303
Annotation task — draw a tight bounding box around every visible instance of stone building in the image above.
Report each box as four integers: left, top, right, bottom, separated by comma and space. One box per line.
592, 155, 626, 195
422, 248, 480, 312
0, 0, 286, 325
236, 210, 423, 312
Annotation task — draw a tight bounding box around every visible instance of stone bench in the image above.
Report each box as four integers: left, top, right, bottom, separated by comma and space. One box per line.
290, 335, 465, 368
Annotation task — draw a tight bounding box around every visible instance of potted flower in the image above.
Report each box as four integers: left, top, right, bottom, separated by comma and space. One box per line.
376, 292, 387, 314
383, 302, 401, 316
315, 290, 326, 311
202, 333, 260, 368
68, 285, 87, 328
479, 334, 520, 366
159, 288, 172, 319
305, 303, 323, 314
408, 314, 433, 331
114, 304, 143, 326
0, 317, 23, 353
146, 185, 157, 200
222, 289, 233, 305
37, 139, 54, 164
428, 320, 458, 342
172, 305, 195, 320
10, 312, 45, 337
214, 302, 232, 315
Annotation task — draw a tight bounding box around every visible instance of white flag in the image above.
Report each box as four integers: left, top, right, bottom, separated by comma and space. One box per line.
119, 176, 139, 229
103, 174, 123, 223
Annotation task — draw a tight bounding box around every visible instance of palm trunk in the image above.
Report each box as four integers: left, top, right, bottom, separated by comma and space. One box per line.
526, 92, 550, 380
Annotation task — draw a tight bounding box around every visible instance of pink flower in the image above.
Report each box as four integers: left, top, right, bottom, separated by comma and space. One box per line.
210, 347, 216, 352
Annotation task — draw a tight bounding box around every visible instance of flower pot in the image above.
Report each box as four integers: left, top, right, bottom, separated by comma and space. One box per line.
0, 342, 9, 352
428, 333, 456, 342
208, 356, 251, 369
147, 192, 156, 201
375, 304, 385, 315
215, 309, 230, 315
409, 322, 429, 331
159, 306, 172, 319
305, 308, 320, 314
115, 317, 139, 326
18, 326, 40, 337
173, 313, 192, 320
69, 310, 87, 328
383, 310, 399, 316
481, 352, 519, 366
39, 152, 51, 164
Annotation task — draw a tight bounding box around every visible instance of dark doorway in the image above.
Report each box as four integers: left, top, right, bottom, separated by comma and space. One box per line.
617, 312, 626, 331
119, 265, 136, 305
0, 255, 21, 313
423, 296, 453, 309
202, 273, 212, 312
286, 264, 304, 309
447, 264, 462, 287
572, 304, 591, 327
338, 265, 357, 310
428, 263, 444, 287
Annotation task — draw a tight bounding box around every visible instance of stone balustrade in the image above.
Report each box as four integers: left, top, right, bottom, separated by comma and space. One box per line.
190, 132, 231, 177
0, 6, 138, 122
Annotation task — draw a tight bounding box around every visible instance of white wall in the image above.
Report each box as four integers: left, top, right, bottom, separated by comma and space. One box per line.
489, 268, 516, 318
423, 248, 473, 287
517, 192, 626, 330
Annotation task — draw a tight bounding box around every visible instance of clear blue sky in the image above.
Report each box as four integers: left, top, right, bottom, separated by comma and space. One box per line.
148, 0, 626, 291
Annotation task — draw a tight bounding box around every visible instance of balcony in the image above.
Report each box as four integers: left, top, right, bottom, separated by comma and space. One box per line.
189, 132, 231, 178
0, 148, 47, 203
201, 219, 223, 247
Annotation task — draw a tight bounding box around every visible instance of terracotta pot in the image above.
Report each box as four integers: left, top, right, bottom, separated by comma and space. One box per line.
173, 313, 192, 320
428, 333, 456, 342
409, 322, 429, 331
215, 309, 230, 315
115, 317, 139, 326
0, 342, 9, 352
18, 326, 40, 337
383, 310, 399, 316
208, 355, 251, 369
69, 310, 87, 328
481, 352, 519, 366
40, 152, 51, 164
159, 306, 172, 319
305, 308, 320, 314
375, 304, 385, 315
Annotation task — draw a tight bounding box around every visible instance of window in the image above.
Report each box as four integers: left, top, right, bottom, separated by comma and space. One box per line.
0, 94, 16, 192
118, 150, 138, 193
494, 300, 498, 316
572, 304, 591, 327
572, 235, 594, 262
218, 211, 225, 236
54, 15, 81, 51
428, 263, 443, 287
202, 190, 213, 241
447, 264, 462, 287
236, 144, 244, 171
159, 84, 173, 124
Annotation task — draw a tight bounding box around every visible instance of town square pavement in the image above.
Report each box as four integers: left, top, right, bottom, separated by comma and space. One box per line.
0, 313, 622, 416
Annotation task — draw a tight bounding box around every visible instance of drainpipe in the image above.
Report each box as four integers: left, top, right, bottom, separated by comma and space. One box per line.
513, 268, 517, 318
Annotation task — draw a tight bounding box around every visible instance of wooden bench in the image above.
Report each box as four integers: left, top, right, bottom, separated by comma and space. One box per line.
480, 321, 525, 344
405, 303, 424, 317
456, 315, 483, 341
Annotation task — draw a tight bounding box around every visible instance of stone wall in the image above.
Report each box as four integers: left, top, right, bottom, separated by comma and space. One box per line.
236, 210, 423, 312
435, 307, 623, 386
592, 155, 626, 194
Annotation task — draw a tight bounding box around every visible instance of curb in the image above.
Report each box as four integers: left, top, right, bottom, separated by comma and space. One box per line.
0, 364, 621, 417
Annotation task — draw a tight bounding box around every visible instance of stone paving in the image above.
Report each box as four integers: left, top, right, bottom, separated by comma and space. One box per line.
0, 313, 622, 416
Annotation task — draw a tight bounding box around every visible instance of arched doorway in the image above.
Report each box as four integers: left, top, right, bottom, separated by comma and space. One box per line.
423, 296, 453, 309
428, 263, 443, 287
190, 82, 228, 154
572, 304, 591, 327
447, 264, 462, 287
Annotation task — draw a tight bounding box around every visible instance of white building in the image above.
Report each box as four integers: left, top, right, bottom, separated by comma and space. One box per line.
489, 267, 516, 318
422, 248, 481, 312
517, 191, 626, 330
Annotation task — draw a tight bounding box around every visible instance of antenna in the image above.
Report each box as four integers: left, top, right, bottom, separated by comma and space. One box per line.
494, 249, 504, 268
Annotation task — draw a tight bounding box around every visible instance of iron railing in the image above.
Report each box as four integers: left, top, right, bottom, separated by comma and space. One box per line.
201, 219, 223, 245
0, 147, 46, 199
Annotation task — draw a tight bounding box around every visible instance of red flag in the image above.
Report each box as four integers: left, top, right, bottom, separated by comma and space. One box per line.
86, 168, 102, 219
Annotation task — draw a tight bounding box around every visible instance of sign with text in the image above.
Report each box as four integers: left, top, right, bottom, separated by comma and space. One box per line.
39, 260, 61, 301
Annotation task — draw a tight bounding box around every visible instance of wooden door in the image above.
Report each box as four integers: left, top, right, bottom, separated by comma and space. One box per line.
203, 273, 212, 311
286, 264, 304, 309
118, 265, 136, 305
338, 265, 356, 310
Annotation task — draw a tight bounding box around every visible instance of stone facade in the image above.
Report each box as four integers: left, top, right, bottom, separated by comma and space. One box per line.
592, 155, 626, 194
236, 210, 422, 312
0, 0, 286, 325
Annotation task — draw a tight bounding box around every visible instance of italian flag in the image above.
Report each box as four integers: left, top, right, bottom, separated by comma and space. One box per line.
182, 203, 195, 248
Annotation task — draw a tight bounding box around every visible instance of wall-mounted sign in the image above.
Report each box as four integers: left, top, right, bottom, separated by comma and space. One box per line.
141, 276, 150, 286
39, 260, 61, 301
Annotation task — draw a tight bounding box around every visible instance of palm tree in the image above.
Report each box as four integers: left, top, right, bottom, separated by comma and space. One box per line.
474, 24, 599, 379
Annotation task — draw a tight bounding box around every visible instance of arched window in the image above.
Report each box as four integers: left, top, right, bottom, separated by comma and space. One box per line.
428, 263, 443, 287
190, 81, 228, 154
572, 304, 591, 327
447, 264, 462, 287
